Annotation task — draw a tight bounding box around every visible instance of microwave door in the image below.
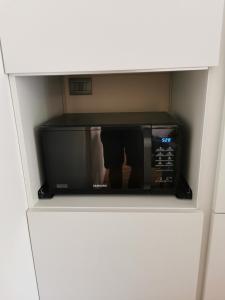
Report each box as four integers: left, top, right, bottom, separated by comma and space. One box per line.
90, 127, 145, 191
142, 126, 152, 190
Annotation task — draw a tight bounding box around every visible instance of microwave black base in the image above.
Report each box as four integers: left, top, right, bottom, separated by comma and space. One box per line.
38, 176, 192, 200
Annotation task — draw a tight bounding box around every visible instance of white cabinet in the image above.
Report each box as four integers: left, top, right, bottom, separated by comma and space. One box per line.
213, 100, 225, 213
0, 0, 224, 74
28, 210, 203, 300
203, 214, 225, 300
0, 54, 38, 299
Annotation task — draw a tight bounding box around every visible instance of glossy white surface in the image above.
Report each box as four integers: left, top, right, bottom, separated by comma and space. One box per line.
0, 0, 224, 73
28, 210, 203, 300
0, 54, 38, 299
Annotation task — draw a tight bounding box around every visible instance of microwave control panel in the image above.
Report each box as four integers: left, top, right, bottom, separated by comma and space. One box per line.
151, 126, 178, 189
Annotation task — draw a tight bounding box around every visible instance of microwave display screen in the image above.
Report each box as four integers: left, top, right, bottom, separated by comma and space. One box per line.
161, 137, 173, 143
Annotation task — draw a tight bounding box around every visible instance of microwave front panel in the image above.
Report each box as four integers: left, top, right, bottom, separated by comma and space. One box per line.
151, 126, 178, 190
41, 124, 180, 194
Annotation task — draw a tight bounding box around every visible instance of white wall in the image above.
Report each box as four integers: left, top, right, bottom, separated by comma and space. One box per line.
64, 73, 170, 113
0, 54, 38, 299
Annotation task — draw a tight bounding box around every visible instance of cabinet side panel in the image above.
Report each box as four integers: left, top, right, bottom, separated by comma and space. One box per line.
10, 76, 64, 206
213, 97, 225, 212
203, 214, 225, 300
170, 70, 208, 201
0, 56, 38, 299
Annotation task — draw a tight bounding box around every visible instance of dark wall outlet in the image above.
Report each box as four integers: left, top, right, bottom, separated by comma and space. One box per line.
69, 78, 92, 95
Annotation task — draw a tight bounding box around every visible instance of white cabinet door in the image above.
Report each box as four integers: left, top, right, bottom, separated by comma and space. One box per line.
214, 101, 225, 213
203, 214, 225, 300
28, 210, 203, 300
0, 0, 224, 74
0, 55, 38, 298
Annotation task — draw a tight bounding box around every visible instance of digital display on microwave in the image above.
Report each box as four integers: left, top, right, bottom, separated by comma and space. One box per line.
161, 137, 173, 143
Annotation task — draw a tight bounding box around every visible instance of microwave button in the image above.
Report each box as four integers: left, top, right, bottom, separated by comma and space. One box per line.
156, 147, 165, 152
166, 152, 174, 156
166, 146, 174, 151
155, 152, 164, 157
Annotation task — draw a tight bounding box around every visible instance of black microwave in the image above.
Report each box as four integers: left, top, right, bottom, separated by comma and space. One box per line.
38, 112, 192, 199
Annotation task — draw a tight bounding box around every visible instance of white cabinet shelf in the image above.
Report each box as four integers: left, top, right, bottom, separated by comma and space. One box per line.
9, 70, 211, 209
1, 0, 224, 73
33, 195, 195, 211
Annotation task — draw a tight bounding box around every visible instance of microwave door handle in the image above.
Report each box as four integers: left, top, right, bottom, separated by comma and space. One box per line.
142, 126, 152, 190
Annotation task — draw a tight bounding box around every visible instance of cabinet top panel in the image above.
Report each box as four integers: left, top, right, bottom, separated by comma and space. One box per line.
0, 0, 224, 74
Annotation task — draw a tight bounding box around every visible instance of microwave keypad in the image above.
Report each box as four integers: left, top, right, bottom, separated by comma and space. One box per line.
151, 127, 178, 188
154, 146, 175, 169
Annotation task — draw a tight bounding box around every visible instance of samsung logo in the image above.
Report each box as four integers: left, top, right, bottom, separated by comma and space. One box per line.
93, 184, 107, 188
56, 184, 68, 189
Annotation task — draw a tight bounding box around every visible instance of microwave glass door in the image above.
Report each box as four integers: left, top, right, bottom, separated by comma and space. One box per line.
90, 126, 144, 191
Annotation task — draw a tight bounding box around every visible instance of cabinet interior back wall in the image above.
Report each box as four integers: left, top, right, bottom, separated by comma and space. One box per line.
63, 73, 170, 113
